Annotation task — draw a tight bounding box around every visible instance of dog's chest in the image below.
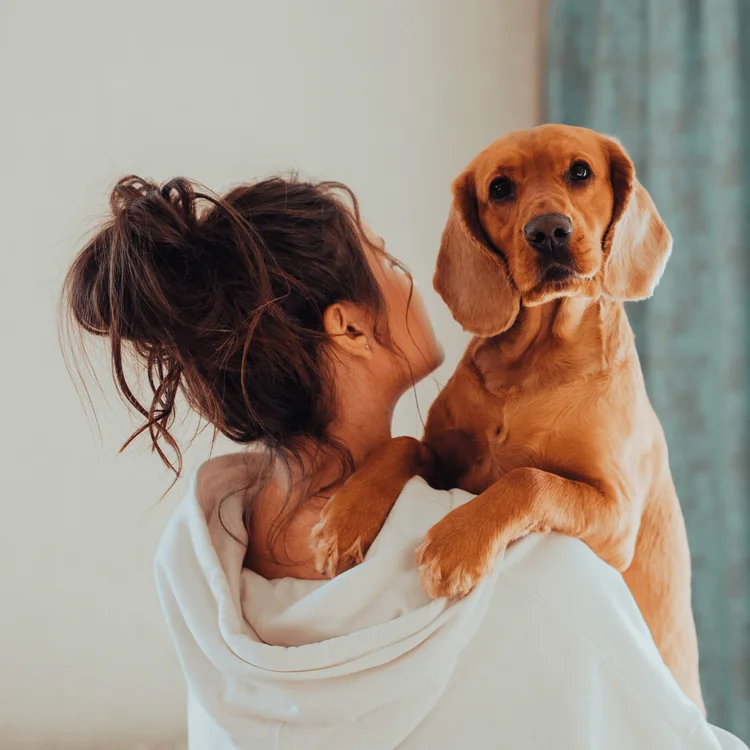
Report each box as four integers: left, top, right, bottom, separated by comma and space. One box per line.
454, 377, 584, 494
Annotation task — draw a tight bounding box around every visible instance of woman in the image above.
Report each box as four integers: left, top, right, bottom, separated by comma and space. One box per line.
63, 175, 745, 749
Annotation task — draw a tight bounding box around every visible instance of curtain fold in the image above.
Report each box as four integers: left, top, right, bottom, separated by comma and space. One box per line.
547, 0, 749, 738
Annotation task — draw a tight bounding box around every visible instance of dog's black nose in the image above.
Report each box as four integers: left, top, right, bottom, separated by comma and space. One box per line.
524, 213, 573, 260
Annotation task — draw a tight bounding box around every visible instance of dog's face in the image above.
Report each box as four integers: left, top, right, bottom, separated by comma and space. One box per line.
473, 126, 616, 305
434, 124, 673, 338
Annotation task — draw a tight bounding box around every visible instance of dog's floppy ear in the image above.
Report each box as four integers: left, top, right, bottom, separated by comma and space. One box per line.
433, 169, 520, 337
601, 137, 673, 300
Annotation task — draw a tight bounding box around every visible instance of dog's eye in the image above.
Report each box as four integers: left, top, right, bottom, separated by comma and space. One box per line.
569, 161, 592, 182
489, 177, 514, 201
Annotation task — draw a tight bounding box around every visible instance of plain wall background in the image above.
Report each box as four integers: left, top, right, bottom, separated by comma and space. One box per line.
0, 1, 544, 747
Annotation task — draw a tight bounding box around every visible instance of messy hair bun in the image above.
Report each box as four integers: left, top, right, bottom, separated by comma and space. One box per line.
63, 174, 394, 487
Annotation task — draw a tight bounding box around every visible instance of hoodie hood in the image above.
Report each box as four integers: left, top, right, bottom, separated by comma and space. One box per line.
154, 453, 494, 750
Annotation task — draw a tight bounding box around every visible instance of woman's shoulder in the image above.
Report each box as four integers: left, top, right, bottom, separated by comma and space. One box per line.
436, 480, 640, 626
498, 529, 625, 601
495, 531, 650, 648
192, 449, 270, 511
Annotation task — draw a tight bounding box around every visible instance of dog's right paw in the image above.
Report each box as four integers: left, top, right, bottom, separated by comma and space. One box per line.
309, 436, 426, 577
310, 484, 388, 578
310, 500, 370, 579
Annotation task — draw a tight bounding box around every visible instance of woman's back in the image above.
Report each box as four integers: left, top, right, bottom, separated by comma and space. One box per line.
155, 453, 744, 750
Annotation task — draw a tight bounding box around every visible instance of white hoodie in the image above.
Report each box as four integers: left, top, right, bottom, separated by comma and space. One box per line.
155, 454, 747, 750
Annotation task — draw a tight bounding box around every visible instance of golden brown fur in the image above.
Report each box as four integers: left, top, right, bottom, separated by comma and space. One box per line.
311, 124, 703, 711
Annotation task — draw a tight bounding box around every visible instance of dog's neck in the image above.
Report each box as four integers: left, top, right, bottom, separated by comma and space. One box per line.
469, 294, 634, 392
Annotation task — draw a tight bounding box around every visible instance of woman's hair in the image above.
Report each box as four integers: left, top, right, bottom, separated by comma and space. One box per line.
62, 174, 410, 547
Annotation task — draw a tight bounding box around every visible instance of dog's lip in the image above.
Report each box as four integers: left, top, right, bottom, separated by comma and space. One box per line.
541, 264, 577, 283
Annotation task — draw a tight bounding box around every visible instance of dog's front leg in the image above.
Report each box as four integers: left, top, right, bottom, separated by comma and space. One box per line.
311, 437, 438, 577
416, 467, 639, 598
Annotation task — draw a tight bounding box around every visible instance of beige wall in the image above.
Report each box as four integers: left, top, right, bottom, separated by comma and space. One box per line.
0, 1, 544, 747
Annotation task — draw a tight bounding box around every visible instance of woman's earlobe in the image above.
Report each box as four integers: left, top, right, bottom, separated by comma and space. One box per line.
323, 303, 372, 358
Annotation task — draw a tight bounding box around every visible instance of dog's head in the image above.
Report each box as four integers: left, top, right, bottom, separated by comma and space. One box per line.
434, 124, 672, 337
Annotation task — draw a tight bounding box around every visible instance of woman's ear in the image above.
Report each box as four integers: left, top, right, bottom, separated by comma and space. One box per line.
600, 136, 673, 300
323, 302, 373, 358
433, 168, 520, 337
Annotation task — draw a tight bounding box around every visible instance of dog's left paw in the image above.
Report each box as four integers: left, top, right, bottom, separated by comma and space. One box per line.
416, 521, 495, 599
416, 503, 527, 599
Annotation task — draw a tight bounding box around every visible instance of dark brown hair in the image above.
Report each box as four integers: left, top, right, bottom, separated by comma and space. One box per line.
62, 174, 406, 545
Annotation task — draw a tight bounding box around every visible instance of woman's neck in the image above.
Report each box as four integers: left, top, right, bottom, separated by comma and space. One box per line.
329, 395, 396, 468
245, 380, 400, 580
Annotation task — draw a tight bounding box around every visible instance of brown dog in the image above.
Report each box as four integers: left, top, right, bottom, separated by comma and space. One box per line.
312, 124, 704, 712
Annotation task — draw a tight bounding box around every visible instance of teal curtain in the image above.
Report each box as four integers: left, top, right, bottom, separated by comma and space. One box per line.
547, 0, 749, 738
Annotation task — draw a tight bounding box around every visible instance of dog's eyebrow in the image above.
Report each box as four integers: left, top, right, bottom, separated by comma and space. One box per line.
485, 164, 526, 184
489, 150, 527, 173
489, 164, 515, 174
